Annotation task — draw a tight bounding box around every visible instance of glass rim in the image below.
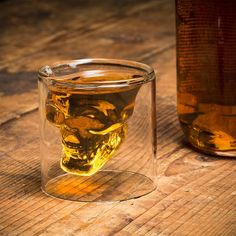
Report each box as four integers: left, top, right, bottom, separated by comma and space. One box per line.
38, 58, 156, 89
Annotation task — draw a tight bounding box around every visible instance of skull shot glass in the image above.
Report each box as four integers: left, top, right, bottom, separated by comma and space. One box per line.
38, 58, 157, 202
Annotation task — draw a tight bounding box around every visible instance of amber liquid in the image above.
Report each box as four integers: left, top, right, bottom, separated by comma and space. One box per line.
176, 0, 236, 156
46, 70, 140, 175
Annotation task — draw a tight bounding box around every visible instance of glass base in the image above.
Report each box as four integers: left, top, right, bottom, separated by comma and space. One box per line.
42, 170, 156, 202
189, 141, 236, 157
179, 121, 236, 157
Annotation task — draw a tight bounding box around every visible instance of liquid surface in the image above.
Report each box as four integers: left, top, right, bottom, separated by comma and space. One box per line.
176, 0, 236, 155
46, 71, 140, 175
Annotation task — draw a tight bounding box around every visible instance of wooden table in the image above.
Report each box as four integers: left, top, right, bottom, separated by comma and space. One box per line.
0, 0, 235, 235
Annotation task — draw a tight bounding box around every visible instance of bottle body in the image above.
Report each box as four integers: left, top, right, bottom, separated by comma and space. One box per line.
176, 0, 236, 156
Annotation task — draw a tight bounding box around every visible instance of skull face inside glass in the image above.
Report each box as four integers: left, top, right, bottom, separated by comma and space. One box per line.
46, 71, 141, 176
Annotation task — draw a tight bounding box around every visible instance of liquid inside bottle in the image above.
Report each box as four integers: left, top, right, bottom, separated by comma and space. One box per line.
176, 0, 236, 156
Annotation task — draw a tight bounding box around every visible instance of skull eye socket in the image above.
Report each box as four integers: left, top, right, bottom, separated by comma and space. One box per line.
80, 107, 109, 122
80, 109, 101, 119
46, 103, 65, 126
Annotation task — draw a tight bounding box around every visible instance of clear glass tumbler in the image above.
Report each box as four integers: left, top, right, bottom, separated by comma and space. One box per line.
38, 58, 157, 202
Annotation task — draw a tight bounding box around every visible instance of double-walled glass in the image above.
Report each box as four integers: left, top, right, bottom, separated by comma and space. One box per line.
38, 58, 157, 202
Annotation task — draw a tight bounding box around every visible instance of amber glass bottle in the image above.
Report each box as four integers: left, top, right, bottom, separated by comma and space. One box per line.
176, 0, 236, 156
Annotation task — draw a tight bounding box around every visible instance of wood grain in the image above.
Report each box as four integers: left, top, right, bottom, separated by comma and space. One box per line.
0, 0, 175, 125
0, 0, 235, 235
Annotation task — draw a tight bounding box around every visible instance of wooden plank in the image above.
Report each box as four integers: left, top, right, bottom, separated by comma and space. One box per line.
0, 0, 175, 125
0, 95, 235, 235
0, 0, 160, 69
